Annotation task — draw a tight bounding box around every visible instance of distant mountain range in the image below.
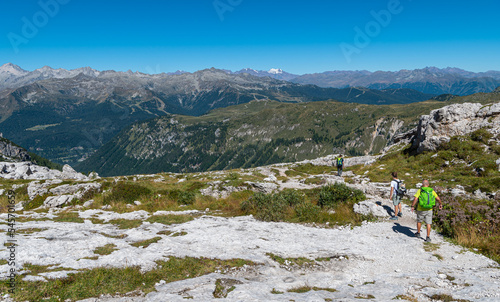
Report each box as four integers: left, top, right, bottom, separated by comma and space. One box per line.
2, 63, 499, 168
0, 64, 435, 166
3, 63, 499, 96
290, 67, 500, 96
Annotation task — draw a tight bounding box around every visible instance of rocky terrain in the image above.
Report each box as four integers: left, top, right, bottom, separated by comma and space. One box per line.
1, 151, 499, 301
1, 91, 499, 302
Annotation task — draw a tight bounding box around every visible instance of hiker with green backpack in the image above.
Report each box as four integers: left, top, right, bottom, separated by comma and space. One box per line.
411, 180, 443, 242
336, 155, 344, 176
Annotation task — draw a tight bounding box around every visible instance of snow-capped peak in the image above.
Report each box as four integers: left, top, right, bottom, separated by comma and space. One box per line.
0, 63, 28, 76
268, 68, 283, 74
36, 65, 55, 73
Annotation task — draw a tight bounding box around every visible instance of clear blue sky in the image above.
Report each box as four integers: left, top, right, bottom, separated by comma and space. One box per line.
1, 0, 499, 74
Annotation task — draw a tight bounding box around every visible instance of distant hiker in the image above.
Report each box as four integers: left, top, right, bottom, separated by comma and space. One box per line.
411, 180, 443, 242
336, 155, 344, 176
389, 172, 405, 220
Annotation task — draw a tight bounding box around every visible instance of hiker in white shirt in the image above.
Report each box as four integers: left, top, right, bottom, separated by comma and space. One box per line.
389, 171, 403, 220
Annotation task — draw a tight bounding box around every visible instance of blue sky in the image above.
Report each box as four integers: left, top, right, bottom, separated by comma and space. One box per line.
1, 0, 499, 74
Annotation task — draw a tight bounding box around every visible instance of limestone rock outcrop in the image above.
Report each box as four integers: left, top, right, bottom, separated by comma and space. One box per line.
0, 138, 31, 161
0, 162, 90, 180
393, 102, 500, 154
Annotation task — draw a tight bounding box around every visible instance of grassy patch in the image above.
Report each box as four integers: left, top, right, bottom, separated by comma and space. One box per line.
429, 294, 471, 302
80, 256, 99, 260
291, 164, 336, 175
285, 169, 305, 178
131, 237, 162, 248
287, 286, 336, 293
98, 232, 127, 239
103, 182, 152, 205
157, 230, 173, 236
355, 294, 375, 299
171, 231, 188, 237
23, 194, 48, 210
52, 211, 85, 223
271, 288, 284, 294
93, 244, 118, 255
433, 253, 444, 261
212, 278, 242, 298
288, 286, 312, 293
16, 228, 46, 234
393, 295, 418, 301
304, 177, 325, 185
423, 243, 441, 252
146, 214, 194, 225
266, 253, 314, 266
0, 259, 8, 265
21, 263, 68, 275
0, 257, 255, 302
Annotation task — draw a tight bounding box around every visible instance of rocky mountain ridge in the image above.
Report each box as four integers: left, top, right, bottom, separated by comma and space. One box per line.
291, 67, 500, 96
0, 66, 434, 166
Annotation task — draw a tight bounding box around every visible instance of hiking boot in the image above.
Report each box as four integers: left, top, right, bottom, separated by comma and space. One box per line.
425, 236, 431, 243
397, 212, 402, 217
414, 232, 421, 238
390, 216, 398, 220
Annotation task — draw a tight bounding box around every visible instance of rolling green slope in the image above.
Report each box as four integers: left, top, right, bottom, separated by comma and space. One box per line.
77, 89, 499, 176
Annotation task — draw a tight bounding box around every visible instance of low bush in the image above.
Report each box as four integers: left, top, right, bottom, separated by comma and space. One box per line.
23, 194, 47, 210
470, 128, 493, 144
318, 182, 365, 208
165, 189, 196, 205
276, 189, 304, 207
433, 195, 500, 263
103, 183, 151, 204
241, 192, 288, 222
241, 189, 305, 222
295, 202, 321, 222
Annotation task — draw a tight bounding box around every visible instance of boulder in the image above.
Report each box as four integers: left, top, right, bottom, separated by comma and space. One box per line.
62, 165, 87, 181
88, 172, 100, 180
200, 183, 246, 199
353, 200, 389, 217
450, 185, 467, 196
44, 195, 76, 208
83, 200, 94, 207
49, 183, 101, 196
27, 179, 63, 199
245, 182, 278, 194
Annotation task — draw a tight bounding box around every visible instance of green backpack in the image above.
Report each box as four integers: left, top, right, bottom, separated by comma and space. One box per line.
337, 158, 344, 166
418, 187, 436, 209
